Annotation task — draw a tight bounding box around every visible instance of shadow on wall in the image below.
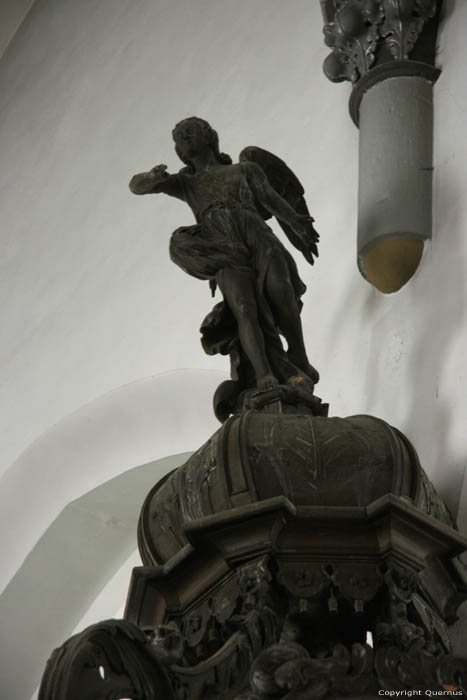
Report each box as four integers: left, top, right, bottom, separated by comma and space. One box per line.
0, 368, 226, 700
0, 452, 192, 700
403, 170, 466, 514
357, 172, 464, 518
319, 166, 465, 520
0, 368, 225, 595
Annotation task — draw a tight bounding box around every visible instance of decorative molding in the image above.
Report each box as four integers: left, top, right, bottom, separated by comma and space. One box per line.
323, 0, 384, 83
380, 0, 438, 61
348, 60, 440, 125
321, 1, 443, 289
322, 0, 442, 92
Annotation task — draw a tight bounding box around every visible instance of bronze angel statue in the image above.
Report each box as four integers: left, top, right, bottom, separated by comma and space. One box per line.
130, 117, 323, 420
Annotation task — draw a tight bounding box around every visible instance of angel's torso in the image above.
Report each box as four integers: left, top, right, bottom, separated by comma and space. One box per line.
179, 162, 258, 221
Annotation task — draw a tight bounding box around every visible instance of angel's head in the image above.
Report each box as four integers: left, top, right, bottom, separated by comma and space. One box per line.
172, 117, 232, 172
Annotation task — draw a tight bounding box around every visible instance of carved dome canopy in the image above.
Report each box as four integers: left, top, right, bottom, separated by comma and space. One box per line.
138, 412, 452, 566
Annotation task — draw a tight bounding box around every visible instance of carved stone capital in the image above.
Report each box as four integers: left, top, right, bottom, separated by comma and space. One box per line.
321, 1, 443, 291
321, 0, 441, 90
322, 0, 385, 84
381, 0, 438, 61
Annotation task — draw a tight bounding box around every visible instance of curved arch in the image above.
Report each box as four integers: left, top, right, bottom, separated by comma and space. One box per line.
1, 452, 192, 700
0, 368, 225, 594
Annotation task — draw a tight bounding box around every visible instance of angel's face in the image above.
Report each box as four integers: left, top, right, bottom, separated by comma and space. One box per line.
174, 120, 210, 160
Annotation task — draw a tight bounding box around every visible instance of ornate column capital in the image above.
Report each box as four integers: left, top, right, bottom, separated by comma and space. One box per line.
320, 0, 444, 292
321, 0, 442, 124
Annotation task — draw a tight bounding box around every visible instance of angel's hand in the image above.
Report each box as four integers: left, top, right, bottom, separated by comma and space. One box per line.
292, 215, 319, 265
129, 164, 167, 194
149, 164, 168, 179
293, 214, 318, 238
129, 163, 184, 198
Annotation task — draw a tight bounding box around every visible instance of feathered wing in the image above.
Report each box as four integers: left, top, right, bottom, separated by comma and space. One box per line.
239, 145, 319, 265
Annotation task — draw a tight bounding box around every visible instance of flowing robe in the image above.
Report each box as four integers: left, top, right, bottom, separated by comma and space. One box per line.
167, 162, 307, 416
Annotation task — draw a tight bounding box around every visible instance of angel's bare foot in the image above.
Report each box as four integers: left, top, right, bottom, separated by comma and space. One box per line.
288, 352, 320, 384
256, 374, 280, 392
305, 364, 320, 384
287, 372, 315, 393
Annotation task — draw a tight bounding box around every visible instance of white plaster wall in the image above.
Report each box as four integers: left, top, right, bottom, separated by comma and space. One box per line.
0, 0, 355, 477
1, 449, 194, 700
0, 369, 223, 594
0, 0, 35, 58
0, 0, 466, 698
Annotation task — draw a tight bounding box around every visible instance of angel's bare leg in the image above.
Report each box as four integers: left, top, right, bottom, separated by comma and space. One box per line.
265, 251, 319, 383
220, 268, 278, 391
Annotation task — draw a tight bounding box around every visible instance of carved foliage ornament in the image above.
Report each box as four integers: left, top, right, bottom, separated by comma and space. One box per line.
234, 640, 375, 700
381, 0, 438, 60
39, 558, 467, 700
323, 0, 439, 83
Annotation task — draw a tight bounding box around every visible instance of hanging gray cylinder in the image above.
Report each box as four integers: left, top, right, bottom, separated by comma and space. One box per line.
357, 76, 434, 294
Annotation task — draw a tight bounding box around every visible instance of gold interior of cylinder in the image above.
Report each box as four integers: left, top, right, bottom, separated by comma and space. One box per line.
362, 237, 424, 294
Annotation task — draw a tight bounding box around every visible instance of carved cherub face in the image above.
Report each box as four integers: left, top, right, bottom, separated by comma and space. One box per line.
147, 622, 184, 665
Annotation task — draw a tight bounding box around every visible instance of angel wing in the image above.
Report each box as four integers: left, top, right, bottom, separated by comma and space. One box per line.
239, 146, 319, 265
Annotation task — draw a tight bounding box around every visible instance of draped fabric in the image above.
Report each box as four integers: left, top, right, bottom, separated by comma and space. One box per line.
169, 204, 307, 418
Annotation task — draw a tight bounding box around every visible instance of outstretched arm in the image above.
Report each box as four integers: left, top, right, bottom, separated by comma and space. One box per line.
129, 164, 185, 200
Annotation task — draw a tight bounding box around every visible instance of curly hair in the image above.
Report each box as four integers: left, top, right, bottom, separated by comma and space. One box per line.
172, 116, 232, 172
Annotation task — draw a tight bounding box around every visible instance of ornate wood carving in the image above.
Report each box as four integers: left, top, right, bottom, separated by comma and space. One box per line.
39, 408, 467, 699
